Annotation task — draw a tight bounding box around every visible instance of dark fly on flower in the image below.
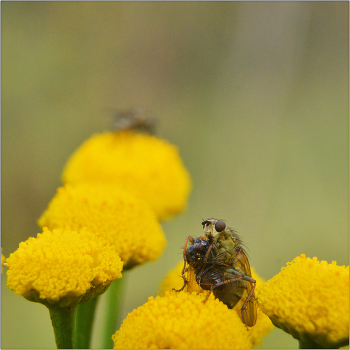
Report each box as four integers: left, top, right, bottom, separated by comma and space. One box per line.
113, 107, 157, 134
175, 219, 257, 327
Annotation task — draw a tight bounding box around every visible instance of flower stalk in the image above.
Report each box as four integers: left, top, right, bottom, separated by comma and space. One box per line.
75, 297, 99, 349
49, 305, 77, 349
103, 275, 127, 349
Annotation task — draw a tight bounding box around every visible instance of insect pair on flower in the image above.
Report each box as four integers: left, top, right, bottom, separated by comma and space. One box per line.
175, 219, 257, 327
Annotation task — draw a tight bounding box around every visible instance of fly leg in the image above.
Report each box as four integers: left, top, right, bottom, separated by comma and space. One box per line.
172, 236, 194, 292
202, 244, 230, 268
202, 275, 246, 304
202, 243, 214, 265
214, 270, 257, 326
172, 268, 189, 292
212, 251, 231, 268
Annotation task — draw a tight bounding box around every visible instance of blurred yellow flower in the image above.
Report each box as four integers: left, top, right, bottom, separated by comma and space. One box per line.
61, 131, 192, 220
158, 262, 273, 347
158, 260, 184, 295
158, 261, 205, 296
6, 227, 123, 307
258, 254, 349, 349
38, 184, 166, 269
112, 291, 253, 349
1, 248, 5, 274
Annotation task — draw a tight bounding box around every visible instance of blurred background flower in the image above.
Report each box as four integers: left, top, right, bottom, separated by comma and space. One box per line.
38, 184, 166, 269
2, 2, 348, 348
61, 130, 192, 221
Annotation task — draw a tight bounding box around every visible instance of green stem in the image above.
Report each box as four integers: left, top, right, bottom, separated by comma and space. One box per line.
102, 275, 127, 349
49, 305, 77, 349
75, 297, 99, 349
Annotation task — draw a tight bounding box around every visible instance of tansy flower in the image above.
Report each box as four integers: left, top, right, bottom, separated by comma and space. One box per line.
6, 227, 123, 308
158, 260, 187, 295
258, 254, 349, 349
1, 248, 5, 274
112, 291, 253, 349
61, 131, 192, 221
158, 262, 273, 347
38, 184, 166, 270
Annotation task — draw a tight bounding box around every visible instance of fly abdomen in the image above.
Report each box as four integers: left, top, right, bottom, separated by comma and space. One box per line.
197, 266, 226, 291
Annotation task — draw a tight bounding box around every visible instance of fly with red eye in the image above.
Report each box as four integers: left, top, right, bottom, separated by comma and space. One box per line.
175, 219, 257, 327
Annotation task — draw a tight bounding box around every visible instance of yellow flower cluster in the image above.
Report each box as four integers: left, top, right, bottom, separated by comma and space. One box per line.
113, 291, 253, 349
258, 254, 349, 349
4, 122, 191, 348
61, 131, 192, 220
6, 227, 123, 307
158, 261, 273, 347
38, 184, 166, 269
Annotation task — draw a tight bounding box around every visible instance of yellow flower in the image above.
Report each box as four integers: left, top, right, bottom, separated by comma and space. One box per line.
61, 131, 192, 221
112, 291, 253, 349
158, 262, 273, 347
258, 254, 349, 349
158, 261, 205, 296
247, 268, 274, 347
158, 261, 185, 295
6, 227, 123, 308
1, 248, 5, 274
38, 184, 166, 269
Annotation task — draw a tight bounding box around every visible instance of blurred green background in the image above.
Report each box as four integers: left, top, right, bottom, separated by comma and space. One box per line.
1, 2, 348, 349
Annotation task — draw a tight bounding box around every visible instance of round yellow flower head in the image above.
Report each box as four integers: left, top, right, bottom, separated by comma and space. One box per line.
112, 291, 253, 349
6, 227, 123, 308
158, 262, 273, 347
1, 248, 5, 274
38, 184, 167, 269
61, 131, 192, 221
258, 254, 349, 349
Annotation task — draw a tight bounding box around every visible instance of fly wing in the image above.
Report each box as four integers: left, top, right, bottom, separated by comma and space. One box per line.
235, 247, 257, 327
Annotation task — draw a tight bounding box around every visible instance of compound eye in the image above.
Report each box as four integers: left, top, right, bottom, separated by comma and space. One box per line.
215, 220, 226, 232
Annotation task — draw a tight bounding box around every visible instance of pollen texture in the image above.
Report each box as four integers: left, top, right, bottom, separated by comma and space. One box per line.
113, 291, 253, 349
6, 227, 123, 304
258, 254, 349, 348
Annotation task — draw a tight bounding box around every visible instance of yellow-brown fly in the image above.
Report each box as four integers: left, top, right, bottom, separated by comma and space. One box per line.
175, 219, 257, 327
